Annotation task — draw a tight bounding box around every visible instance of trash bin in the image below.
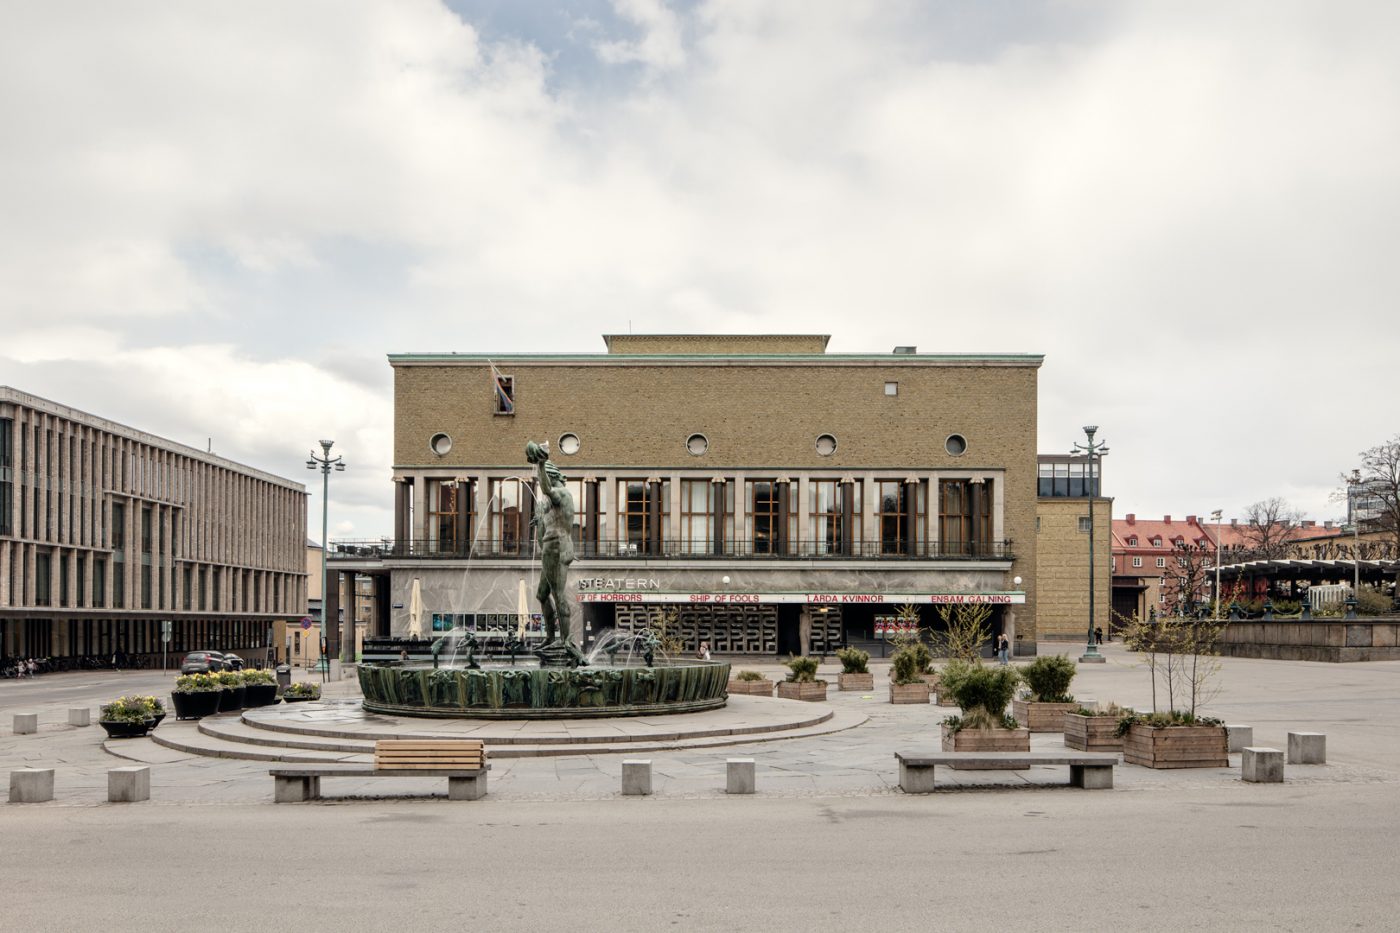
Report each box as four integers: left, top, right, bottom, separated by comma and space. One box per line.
275, 665, 292, 689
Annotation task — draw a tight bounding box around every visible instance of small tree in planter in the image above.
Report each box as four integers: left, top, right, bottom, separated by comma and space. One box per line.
776, 656, 827, 702
889, 644, 931, 704
940, 663, 1027, 767
836, 647, 873, 691
1118, 612, 1228, 768
728, 669, 775, 696
1011, 654, 1078, 732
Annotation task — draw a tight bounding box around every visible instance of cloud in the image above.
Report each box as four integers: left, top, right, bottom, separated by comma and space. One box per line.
2, 0, 1397, 534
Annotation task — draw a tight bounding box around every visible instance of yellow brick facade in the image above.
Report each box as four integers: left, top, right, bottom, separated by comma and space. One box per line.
1035, 496, 1112, 640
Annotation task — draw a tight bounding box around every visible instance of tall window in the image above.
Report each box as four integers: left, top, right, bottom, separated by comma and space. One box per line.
616, 479, 652, 551
746, 480, 789, 555
810, 480, 861, 555
111, 501, 126, 608
140, 506, 153, 609
938, 479, 994, 556
679, 480, 714, 554
876, 481, 912, 556
93, 557, 106, 608
0, 418, 12, 535
489, 478, 527, 555
35, 550, 51, 606
427, 479, 472, 554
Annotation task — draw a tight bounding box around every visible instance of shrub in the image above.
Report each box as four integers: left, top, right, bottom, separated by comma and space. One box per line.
1073, 702, 1127, 718
214, 670, 243, 689
1269, 598, 1302, 616
890, 646, 927, 686
175, 673, 220, 693
283, 682, 321, 699
100, 695, 161, 723
1114, 709, 1223, 737
947, 664, 1020, 717
735, 670, 766, 682
943, 710, 1019, 733
785, 656, 820, 683
1019, 654, 1076, 703
1357, 587, 1391, 615
242, 669, 276, 686
836, 647, 870, 674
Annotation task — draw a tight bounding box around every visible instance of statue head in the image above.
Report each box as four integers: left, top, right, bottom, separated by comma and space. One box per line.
544, 461, 566, 485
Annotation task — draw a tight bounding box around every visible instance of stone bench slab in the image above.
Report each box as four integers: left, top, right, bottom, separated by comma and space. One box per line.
270, 764, 489, 802
895, 750, 1119, 793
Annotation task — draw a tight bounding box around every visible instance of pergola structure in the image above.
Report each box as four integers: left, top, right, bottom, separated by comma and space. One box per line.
1217, 558, 1400, 598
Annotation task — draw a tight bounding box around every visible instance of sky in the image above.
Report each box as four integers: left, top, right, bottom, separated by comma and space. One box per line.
2, 0, 1396, 541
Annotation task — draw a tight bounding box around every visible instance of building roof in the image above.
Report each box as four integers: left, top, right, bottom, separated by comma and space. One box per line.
1112, 515, 1215, 551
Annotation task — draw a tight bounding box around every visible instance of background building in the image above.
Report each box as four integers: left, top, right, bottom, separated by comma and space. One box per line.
331, 334, 1043, 655
0, 387, 307, 667
1035, 454, 1111, 640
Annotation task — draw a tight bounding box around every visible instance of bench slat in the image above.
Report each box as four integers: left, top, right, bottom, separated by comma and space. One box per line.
374, 741, 485, 750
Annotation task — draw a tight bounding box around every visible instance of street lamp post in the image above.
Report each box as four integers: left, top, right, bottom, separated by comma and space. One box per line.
1211, 509, 1223, 619
1073, 426, 1109, 664
307, 440, 346, 677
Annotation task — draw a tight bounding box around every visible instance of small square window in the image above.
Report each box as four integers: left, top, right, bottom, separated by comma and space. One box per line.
1132, 556, 1143, 568
1078, 517, 1091, 533
1156, 557, 1167, 568
884, 382, 898, 396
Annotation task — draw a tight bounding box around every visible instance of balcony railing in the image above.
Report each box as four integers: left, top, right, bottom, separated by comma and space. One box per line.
330, 538, 1014, 562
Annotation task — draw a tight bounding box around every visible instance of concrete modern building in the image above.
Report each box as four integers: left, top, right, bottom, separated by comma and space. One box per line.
0, 387, 308, 667
331, 334, 1044, 655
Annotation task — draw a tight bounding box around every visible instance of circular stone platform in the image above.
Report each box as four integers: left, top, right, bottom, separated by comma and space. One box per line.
143, 696, 868, 762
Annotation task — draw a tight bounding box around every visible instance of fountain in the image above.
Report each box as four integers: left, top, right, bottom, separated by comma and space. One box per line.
358, 441, 730, 719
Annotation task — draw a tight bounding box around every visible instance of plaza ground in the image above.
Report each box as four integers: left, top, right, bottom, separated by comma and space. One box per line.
3, 644, 1399, 931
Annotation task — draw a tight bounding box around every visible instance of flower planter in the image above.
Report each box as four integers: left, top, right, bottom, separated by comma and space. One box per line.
282, 691, 320, 703
1011, 699, 1079, 733
172, 690, 222, 720
149, 713, 165, 730
837, 672, 874, 692
243, 683, 279, 708
940, 724, 1031, 768
1122, 722, 1228, 769
98, 719, 152, 739
1063, 714, 1123, 752
776, 680, 829, 702
217, 685, 246, 712
889, 682, 931, 704
727, 679, 775, 696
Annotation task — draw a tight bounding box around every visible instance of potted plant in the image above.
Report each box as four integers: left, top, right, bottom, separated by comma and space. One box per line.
241, 668, 279, 707
282, 681, 322, 703
939, 661, 1028, 767
215, 669, 246, 712
172, 673, 223, 720
1011, 654, 1079, 732
727, 669, 775, 696
98, 696, 157, 738
776, 656, 827, 701
1063, 703, 1126, 752
835, 647, 874, 691
1118, 611, 1228, 768
888, 643, 931, 704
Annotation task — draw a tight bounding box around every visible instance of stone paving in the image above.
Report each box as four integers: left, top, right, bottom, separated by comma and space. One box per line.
4, 642, 1398, 806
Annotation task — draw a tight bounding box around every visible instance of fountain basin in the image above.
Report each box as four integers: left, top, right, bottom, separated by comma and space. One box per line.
359, 661, 731, 719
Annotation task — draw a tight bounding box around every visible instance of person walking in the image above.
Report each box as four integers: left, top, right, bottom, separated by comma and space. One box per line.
698, 641, 711, 661
996, 633, 1010, 665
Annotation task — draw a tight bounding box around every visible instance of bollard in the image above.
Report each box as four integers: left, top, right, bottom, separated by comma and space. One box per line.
1287, 732, 1326, 764
621, 760, 653, 796
1241, 747, 1284, 783
13, 713, 38, 735
68, 708, 92, 727
1227, 725, 1253, 754
9, 768, 55, 803
108, 766, 151, 803
726, 758, 756, 795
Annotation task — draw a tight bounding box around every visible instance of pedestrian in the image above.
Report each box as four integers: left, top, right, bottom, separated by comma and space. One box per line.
997, 634, 1010, 665
698, 641, 711, 661
27, 657, 37, 677
1094, 626, 1104, 646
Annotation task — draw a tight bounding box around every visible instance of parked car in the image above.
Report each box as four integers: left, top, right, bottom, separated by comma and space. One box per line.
180, 651, 231, 674
221, 653, 245, 671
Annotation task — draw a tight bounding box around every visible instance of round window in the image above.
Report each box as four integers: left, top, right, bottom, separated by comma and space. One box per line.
558, 433, 581, 456
429, 433, 453, 456
945, 434, 967, 456
815, 434, 837, 456
687, 434, 709, 456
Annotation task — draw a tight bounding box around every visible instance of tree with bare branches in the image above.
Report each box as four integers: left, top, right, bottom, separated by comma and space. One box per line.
1237, 497, 1305, 559
1350, 435, 1400, 554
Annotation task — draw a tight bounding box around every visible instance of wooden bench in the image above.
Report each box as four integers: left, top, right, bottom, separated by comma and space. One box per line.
895, 750, 1119, 793
271, 740, 489, 802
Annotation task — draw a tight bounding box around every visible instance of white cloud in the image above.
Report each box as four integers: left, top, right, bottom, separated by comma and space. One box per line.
2, 1, 1397, 533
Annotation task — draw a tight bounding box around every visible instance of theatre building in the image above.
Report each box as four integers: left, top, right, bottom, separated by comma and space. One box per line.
0, 387, 308, 667
330, 335, 1043, 656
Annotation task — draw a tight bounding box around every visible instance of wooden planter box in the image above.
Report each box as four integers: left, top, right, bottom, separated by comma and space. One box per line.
838, 672, 874, 692
890, 682, 931, 704
777, 680, 829, 702
1063, 714, 1123, 752
1011, 699, 1079, 733
934, 687, 960, 708
939, 724, 1031, 769
1122, 722, 1228, 769
920, 673, 941, 689
727, 679, 775, 697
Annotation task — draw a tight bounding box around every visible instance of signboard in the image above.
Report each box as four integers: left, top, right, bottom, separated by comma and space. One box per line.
301, 618, 313, 631
575, 592, 1025, 605
161, 620, 172, 644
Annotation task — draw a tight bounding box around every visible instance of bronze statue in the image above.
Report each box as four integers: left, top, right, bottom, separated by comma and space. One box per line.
526, 441, 584, 665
